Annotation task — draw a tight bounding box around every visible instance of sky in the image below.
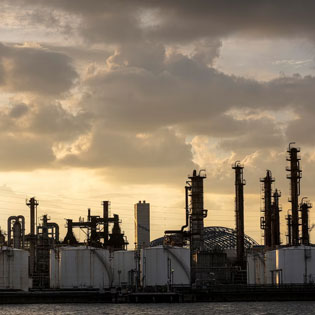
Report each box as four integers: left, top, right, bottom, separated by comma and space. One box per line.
1, 0, 315, 246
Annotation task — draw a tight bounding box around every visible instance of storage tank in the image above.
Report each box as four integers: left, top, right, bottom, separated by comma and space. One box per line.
0, 247, 29, 291
247, 251, 265, 285
141, 246, 190, 287
112, 250, 137, 287
265, 246, 315, 284
50, 246, 112, 289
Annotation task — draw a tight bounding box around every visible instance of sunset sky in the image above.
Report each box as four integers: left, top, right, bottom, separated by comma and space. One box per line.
1, 1, 315, 246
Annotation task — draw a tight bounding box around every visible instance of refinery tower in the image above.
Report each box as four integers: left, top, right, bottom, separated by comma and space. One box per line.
134, 200, 150, 249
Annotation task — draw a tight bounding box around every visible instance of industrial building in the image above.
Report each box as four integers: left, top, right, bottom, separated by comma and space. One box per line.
247, 143, 314, 285
0, 142, 314, 300
134, 201, 150, 249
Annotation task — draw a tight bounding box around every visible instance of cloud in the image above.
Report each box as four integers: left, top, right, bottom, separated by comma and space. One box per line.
60, 127, 193, 167
0, 43, 78, 96
0, 133, 55, 170
1, 0, 315, 191
0, 100, 92, 171
7, 0, 315, 44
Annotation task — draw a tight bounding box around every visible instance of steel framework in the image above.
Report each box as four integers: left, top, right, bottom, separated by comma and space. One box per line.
152, 226, 258, 250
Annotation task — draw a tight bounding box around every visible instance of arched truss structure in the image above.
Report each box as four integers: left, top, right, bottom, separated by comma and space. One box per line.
150, 226, 259, 250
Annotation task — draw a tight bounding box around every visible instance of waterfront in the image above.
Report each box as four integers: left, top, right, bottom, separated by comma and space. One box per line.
1, 302, 315, 315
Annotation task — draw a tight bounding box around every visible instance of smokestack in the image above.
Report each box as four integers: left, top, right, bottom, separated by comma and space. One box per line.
286, 143, 302, 246
232, 162, 245, 267
260, 170, 274, 248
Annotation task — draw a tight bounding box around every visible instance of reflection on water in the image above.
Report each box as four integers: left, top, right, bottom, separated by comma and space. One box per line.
1, 302, 315, 315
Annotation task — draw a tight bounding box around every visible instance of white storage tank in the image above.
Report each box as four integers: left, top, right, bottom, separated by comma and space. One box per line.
265, 249, 276, 284
265, 246, 315, 284
141, 246, 190, 287
0, 247, 29, 291
247, 251, 265, 285
112, 250, 137, 287
50, 246, 112, 289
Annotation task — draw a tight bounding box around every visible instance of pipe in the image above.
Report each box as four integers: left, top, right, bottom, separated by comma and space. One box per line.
103, 201, 109, 245
47, 222, 59, 242
181, 185, 190, 232
17, 216, 25, 249
165, 183, 192, 236
13, 221, 21, 249
7, 216, 17, 247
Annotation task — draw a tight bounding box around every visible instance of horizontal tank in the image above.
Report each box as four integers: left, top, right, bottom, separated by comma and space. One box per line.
0, 247, 29, 291
112, 250, 137, 287
50, 246, 112, 289
141, 246, 190, 287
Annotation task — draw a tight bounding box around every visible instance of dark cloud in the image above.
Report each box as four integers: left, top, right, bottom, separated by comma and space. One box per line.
0, 101, 92, 171
80, 50, 315, 143
7, 0, 315, 44
9, 103, 29, 118
29, 103, 91, 141
0, 43, 77, 96
60, 127, 194, 169
1, 0, 315, 190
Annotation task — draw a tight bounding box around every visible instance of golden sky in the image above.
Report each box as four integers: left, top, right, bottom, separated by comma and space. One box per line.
0, 1, 315, 246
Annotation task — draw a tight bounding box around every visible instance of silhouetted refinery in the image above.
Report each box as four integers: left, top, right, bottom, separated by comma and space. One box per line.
1, 143, 315, 303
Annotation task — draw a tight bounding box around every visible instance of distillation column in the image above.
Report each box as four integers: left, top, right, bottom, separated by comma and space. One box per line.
300, 198, 312, 246
286, 213, 293, 246
26, 197, 39, 277
271, 189, 281, 247
103, 201, 109, 246
260, 170, 274, 248
286, 143, 302, 246
189, 170, 207, 252
189, 170, 207, 284
232, 162, 246, 267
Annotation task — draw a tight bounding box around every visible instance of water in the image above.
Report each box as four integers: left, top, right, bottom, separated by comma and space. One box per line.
1, 302, 315, 315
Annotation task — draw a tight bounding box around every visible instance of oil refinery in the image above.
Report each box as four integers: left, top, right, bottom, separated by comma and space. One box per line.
0, 142, 315, 303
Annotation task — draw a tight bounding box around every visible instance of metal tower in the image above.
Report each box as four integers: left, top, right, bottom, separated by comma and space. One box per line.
189, 169, 207, 252
271, 189, 281, 247
300, 197, 312, 246
260, 170, 274, 248
232, 162, 246, 266
286, 212, 292, 246
286, 143, 302, 246
189, 169, 207, 284
26, 197, 39, 277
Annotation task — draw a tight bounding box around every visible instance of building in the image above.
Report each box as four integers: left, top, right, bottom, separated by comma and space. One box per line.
134, 201, 150, 249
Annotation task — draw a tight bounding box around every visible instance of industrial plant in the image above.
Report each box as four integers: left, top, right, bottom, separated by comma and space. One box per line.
0, 142, 315, 303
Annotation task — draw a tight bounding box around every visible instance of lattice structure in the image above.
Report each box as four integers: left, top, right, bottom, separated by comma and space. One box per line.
151, 226, 258, 250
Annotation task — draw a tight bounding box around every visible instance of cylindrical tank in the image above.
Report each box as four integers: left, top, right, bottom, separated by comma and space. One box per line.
265, 246, 315, 284
141, 246, 190, 287
112, 250, 136, 287
0, 248, 29, 291
50, 246, 112, 289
